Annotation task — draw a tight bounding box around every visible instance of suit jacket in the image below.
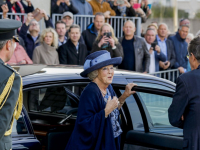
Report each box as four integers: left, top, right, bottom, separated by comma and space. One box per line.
168, 65, 200, 149
58, 39, 88, 65
153, 51, 166, 72
0, 59, 21, 150
119, 36, 150, 72
155, 37, 176, 70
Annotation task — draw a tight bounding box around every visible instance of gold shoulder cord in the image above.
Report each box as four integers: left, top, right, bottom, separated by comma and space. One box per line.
0, 72, 23, 136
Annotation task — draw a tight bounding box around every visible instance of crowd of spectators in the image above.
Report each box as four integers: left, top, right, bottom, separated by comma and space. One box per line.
0, 0, 198, 76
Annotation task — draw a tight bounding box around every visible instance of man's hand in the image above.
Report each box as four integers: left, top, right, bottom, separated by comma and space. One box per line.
178, 67, 185, 74
181, 115, 184, 121
25, 0, 32, 6
124, 0, 131, 8
155, 45, 161, 53
40, 9, 49, 21
25, 13, 34, 26
56, 0, 64, 6
64, 0, 70, 6
1, 4, 9, 19
104, 11, 111, 18
159, 61, 170, 70
149, 47, 153, 54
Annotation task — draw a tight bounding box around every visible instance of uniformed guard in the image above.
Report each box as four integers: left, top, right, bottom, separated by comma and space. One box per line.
0, 18, 23, 149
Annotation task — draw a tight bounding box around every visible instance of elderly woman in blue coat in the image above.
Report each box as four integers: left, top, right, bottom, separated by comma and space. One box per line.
65, 50, 136, 150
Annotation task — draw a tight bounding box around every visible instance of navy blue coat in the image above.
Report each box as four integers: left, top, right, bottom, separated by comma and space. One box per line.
65, 82, 120, 150
168, 32, 188, 70
168, 65, 200, 149
19, 18, 54, 59
154, 51, 166, 72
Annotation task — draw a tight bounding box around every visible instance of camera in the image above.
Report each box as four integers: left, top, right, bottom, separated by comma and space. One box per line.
101, 32, 112, 50
151, 42, 158, 50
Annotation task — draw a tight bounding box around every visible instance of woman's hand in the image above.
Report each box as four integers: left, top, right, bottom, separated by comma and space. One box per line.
105, 96, 119, 117
135, 8, 145, 16
98, 36, 109, 48
117, 83, 136, 109
108, 37, 115, 48
124, 0, 131, 8
123, 83, 137, 98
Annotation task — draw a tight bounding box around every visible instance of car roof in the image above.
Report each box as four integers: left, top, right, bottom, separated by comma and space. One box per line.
21, 65, 175, 88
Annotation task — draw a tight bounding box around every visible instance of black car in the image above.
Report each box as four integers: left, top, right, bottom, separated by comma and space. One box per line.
18, 65, 183, 150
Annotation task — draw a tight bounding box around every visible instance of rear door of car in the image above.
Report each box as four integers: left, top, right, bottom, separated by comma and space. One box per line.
113, 80, 183, 150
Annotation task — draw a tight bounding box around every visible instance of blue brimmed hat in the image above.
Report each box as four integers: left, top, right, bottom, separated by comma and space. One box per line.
80, 50, 122, 77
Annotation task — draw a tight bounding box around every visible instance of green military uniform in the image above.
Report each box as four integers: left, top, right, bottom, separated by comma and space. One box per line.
0, 18, 23, 150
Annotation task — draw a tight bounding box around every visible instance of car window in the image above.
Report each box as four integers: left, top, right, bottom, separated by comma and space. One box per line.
12, 113, 28, 136
120, 90, 144, 131
137, 92, 172, 128
27, 85, 85, 116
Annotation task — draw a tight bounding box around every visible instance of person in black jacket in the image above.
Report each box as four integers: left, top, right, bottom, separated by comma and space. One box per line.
62, 11, 85, 44
82, 12, 105, 53
19, 11, 54, 59
51, 0, 78, 15
58, 24, 88, 65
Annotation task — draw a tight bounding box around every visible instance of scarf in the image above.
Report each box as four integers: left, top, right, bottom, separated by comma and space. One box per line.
11, 1, 25, 24
104, 88, 122, 138
117, 5, 126, 17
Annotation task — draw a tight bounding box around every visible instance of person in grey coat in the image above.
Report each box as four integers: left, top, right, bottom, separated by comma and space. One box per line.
118, 20, 150, 73
168, 36, 200, 150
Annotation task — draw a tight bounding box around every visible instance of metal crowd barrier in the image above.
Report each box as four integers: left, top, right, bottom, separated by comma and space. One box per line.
52, 14, 141, 37
0, 13, 44, 31
0, 12, 27, 22
149, 69, 180, 83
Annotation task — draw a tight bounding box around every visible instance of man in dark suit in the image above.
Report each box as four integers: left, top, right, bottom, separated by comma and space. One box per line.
0, 19, 23, 150
168, 36, 200, 149
57, 24, 88, 65
156, 23, 176, 70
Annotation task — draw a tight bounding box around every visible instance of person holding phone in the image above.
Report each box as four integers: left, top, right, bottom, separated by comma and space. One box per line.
19, 11, 54, 59
128, 0, 146, 23
91, 23, 124, 59
112, 0, 136, 17
140, 0, 152, 18
144, 28, 166, 73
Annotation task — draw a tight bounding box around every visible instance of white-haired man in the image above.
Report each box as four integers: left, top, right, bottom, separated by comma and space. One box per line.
156, 23, 176, 71
19, 11, 54, 59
